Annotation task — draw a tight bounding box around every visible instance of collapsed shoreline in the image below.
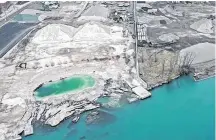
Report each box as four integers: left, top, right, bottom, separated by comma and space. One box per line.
24, 73, 215, 139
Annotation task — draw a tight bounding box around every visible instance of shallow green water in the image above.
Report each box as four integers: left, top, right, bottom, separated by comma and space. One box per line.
25, 76, 215, 140
13, 14, 39, 22
35, 75, 95, 98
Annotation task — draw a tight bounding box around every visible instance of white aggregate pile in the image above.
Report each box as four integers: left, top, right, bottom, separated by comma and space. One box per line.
25, 22, 124, 62
190, 18, 214, 34
73, 23, 112, 41
179, 42, 215, 65
32, 24, 78, 44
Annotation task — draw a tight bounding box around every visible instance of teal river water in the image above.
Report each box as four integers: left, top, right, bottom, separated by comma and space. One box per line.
24, 76, 215, 140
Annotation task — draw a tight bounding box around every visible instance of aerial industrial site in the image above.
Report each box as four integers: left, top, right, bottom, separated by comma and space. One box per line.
0, 1, 215, 140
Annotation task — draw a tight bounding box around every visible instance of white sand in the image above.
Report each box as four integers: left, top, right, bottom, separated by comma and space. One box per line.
179, 42, 215, 65
32, 24, 78, 44
190, 18, 214, 34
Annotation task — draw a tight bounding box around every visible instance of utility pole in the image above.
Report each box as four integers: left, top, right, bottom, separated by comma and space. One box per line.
133, 1, 138, 74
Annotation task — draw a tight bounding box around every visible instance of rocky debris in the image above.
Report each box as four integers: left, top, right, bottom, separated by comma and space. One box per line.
84, 103, 100, 111
104, 77, 148, 101
42, 100, 99, 126
125, 91, 140, 103
36, 104, 46, 120
4, 125, 25, 140
86, 110, 116, 125
24, 123, 33, 136
72, 116, 80, 123
45, 110, 75, 126
44, 102, 75, 126
45, 102, 72, 119
105, 97, 121, 108
86, 111, 99, 124
127, 97, 139, 103
0, 103, 28, 140
192, 60, 215, 81
100, 77, 139, 108
103, 78, 135, 98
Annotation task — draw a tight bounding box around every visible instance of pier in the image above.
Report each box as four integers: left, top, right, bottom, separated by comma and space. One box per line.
132, 1, 151, 99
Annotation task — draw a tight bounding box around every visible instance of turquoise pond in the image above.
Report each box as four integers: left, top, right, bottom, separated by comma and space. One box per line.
23, 76, 215, 140
35, 75, 95, 98
13, 14, 39, 22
